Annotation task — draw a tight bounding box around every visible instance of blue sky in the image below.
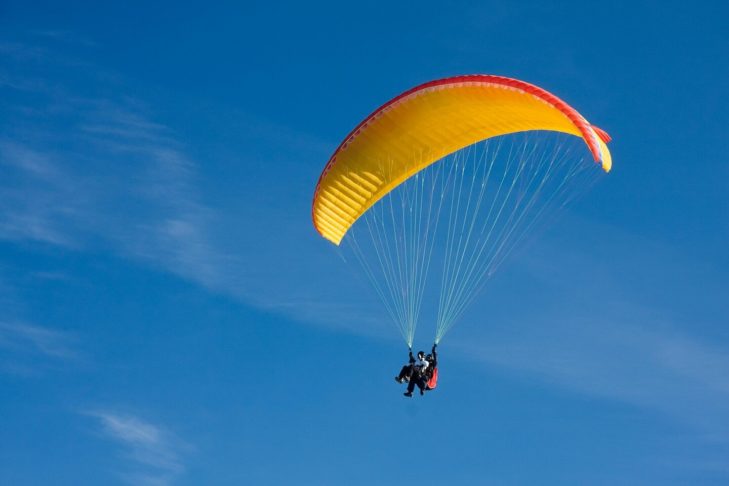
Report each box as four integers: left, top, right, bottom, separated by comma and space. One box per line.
1, 1, 728, 484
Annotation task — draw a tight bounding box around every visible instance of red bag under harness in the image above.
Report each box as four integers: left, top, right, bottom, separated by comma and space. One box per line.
426, 367, 438, 390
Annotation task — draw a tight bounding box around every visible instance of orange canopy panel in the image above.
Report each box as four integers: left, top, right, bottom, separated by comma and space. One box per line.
312, 75, 612, 245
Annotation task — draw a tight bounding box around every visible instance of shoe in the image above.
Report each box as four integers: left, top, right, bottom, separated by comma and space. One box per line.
404, 391, 413, 397
395, 376, 402, 383
420, 389, 424, 396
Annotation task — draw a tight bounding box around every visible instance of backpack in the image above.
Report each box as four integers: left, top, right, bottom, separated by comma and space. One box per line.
426, 367, 438, 390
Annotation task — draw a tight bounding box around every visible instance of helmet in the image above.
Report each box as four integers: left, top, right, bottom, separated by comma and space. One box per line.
417, 351, 425, 360
426, 354, 433, 361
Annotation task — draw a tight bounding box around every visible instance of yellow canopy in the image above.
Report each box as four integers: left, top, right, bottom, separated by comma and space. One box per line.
313, 75, 612, 245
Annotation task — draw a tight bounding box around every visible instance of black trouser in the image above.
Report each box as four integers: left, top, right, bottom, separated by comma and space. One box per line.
407, 374, 426, 393
397, 365, 414, 381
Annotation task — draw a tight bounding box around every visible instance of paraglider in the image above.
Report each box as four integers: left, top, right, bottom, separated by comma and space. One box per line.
312, 75, 612, 396
394, 345, 437, 397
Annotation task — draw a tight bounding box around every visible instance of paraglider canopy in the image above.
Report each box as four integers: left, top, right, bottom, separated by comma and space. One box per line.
312, 75, 611, 245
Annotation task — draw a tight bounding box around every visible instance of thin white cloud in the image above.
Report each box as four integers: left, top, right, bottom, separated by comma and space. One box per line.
446, 216, 729, 447
0, 321, 78, 376
0, 139, 80, 246
0, 140, 60, 178
0, 36, 339, 325
0, 321, 76, 359
0, 41, 225, 288
85, 410, 187, 486
459, 313, 729, 430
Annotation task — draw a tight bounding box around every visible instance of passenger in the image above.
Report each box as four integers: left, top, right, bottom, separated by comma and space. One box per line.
394, 349, 417, 384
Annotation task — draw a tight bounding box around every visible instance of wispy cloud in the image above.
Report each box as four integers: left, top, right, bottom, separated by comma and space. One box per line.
0, 321, 76, 358
0, 36, 351, 332
0, 140, 79, 246
0, 321, 78, 375
449, 216, 729, 447
0, 39, 225, 289
85, 410, 188, 486
460, 313, 729, 431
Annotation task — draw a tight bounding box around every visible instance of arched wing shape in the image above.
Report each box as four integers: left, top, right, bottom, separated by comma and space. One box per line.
313, 75, 612, 245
